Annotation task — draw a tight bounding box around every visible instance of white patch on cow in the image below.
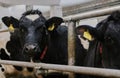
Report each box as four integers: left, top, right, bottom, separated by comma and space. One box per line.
26, 15, 39, 21
3, 64, 36, 77
0, 65, 5, 78
78, 35, 89, 50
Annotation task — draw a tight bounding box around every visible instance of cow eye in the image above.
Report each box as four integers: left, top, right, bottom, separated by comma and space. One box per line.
105, 36, 111, 41
105, 36, 114, 44
106, 36, 111, 40
20, 27, 26, 33
21, 29, 25, 32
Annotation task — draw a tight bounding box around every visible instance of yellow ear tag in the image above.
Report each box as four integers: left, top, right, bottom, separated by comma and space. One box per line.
8, 24, 15, 32
48, 23, 55, 31
83, 30, 92, 41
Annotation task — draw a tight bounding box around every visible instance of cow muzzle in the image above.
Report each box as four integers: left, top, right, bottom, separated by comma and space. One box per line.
24, 43, 40, 56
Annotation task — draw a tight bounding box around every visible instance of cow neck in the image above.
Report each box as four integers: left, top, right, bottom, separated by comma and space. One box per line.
40, 45, 48, 60
98, 42, 105, 67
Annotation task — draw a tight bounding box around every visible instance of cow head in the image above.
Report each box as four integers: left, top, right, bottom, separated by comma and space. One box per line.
76, 11, 120, 43
2, 10, 63, 61
76, 11, 120, 68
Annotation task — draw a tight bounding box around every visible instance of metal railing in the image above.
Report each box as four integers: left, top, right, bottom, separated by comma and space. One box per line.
64, 5, 120, 21
0, 5, 120, 78
0, 60, 120, 77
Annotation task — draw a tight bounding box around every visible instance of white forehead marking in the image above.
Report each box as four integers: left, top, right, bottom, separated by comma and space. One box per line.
26, 15, 39, 21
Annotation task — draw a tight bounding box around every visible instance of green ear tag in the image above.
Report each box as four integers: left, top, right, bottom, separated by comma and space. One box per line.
48, 23, 55, 31
8, 24, 14, 32
83, 30, 92, 41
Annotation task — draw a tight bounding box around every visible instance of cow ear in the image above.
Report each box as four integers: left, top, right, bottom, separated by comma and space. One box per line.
45, 17, 63, 31
2, 16, 19, 32
2, 16, 19, 28
76, 25, 97, 41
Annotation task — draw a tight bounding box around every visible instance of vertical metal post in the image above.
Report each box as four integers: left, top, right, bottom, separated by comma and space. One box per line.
26, 5, 33, 11
68, 21, 76, 78
50, 5, 63, 17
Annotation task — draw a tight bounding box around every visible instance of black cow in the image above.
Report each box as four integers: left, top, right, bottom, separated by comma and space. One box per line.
0, 48, 9, 72
2, 16, 32, 72
76, 11, 120, 77
2, 10, 87, 78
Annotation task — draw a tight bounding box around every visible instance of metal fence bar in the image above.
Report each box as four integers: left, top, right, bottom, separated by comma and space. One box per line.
68, 21, 76, 78
0, 29, 8, 33
0, 60, 120, 77
64, 5, 120, 21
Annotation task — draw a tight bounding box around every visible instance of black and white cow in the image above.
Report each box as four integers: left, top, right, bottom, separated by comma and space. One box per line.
2, 10, 87, 78
0, 48, 8, 72
76, 11, 120, 78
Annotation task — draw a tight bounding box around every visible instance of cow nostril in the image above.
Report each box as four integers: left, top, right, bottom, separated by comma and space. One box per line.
33, 47, 37, 51
25, 47, 29, 52
24, 44, 38, 53
1, 68, 4, 72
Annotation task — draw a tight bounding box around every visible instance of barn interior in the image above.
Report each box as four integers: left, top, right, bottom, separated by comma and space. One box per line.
0, 0, 119, 78
0, 0, 119, 51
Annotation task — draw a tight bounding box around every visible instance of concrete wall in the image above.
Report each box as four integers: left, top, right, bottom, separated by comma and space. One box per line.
78, 15, 107, 27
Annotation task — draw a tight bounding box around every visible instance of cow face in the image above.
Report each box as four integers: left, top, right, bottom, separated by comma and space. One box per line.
76, 11, 120, 68
19, 14, 47, 58
2, 10, 63, 61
